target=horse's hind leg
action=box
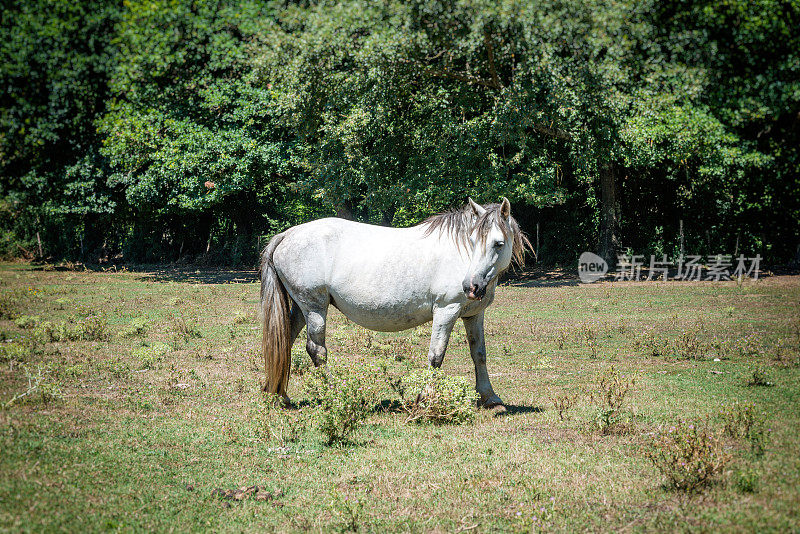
[289,303,305,344]
[303,306,328,367]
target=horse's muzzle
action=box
[463,281,486,301]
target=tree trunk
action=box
[598,163,620,269]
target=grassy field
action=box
[1,263,799,532]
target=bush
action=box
[76,315,110,341]
[303,365,378,444]
[119,317,149,338]
[32,315,110,342]
[550,390,579,421]
[673,329,708,360]
[0,342,30,363]
[0,292,20,320]
[14,315,40,329]
[645,421,731,492]
[721,402,771,458]
[34,321,72,342]
[96,357,130,379]
[746,364,774,387]
[172,314,202,340]
[733,466,759,493]
[131,342,170,370]
[588,366,634,434]
[400,368,478,425]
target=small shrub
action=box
[32,315,109,343]
[172,314,202,340]
[131,342,170,369]
[14,315,40,329]
[303,366,378,444]
[291,348,313,376]
[633,330,669,358]
[588,366,635,434]
[96,357,130,379]
[0,342,30,364]
[746,364,774,387]
[119,317,149,338]
[721,402,771,458]
[550,391,579,421]
[232,312,251,325]
[329,486,366,533]
[53,297,72,310]
[400,368,478,425]
[76,315,110,341]
[673,329,707,360]
[577,323,597,345]
[0,292,20,320]
[770,338,800,367]
[645,421,731,492]
[34,320,73,342]
[715,332,763,360]
[554,328,570,350]
[733,466,759,493]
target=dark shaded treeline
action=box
[1,0,798,267]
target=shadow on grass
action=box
[135,268,257,284]
[495,404,545,416]
[502,268,581,288]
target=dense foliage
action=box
[2,0,798,265]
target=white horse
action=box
[259,198,530,407]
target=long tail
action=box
[260,232,292,398]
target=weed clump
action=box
[14,315,39,329]
[633,330,669,358]
[33,315,110,342]
[171,314,202,341]
[550,390,579,421]
[119,317,149,338]
[673,329,707,360]
[0,342,30,364]
[5,364,63,408]
[303,366,378,444]
[77,315,110,341]
[400,368,478,425]
[588,366,634,434]
[645,421,731,492]
[0,291,21,319]
[131,342,170,369]
[721,402,771,458]
[746,364,774,387]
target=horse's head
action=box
[462,197,523,301]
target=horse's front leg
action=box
[427,304,461,368]
[463,312,504,408]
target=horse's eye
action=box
[494,241,505,249]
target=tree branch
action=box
[483,31,502,90]
[533,124,572,141]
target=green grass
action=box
[1,263,799,532]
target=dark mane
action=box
[421,202,533,269]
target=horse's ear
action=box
[468,197,486,216]
[500,197,511,218]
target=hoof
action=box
[479,395,505,409]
